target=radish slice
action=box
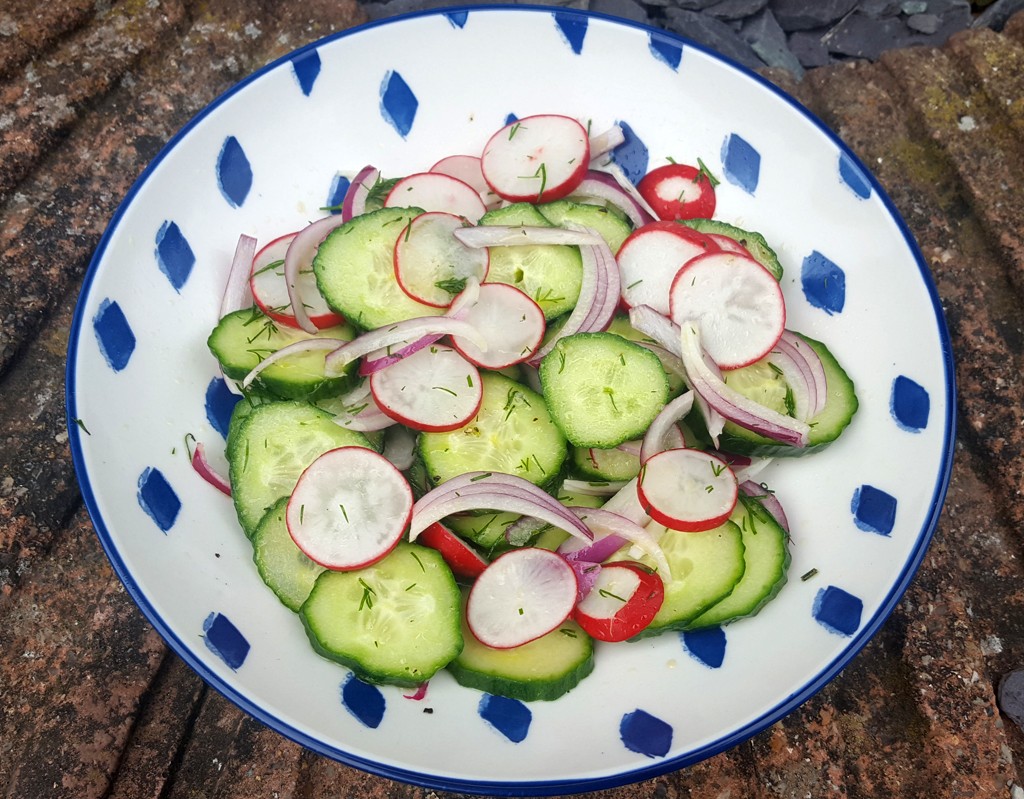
[283,216,351,333]
[220,234,257,319]
[637,162,718,221]
[679,324,810,448]
[669,251,786,369]
[573,561,665,642]
[394,212,489,308]
[639,390,695,464]
[190,441,231,496]
[286,446,413,570]
[617,221,718,313]
[570,170,654,229]
[342,165,380,221]
[706,232,752,255]
[250,233,344,331]
[385,172,487,223]
[369,344,483,432]
[430,154,499,208]
[637,447,738,532]
[381,423,417,470]
[466,548,578,648]
[417,521,488,581]
[323,389,396,433]
[480,114,590,204]
[448,282,546,369]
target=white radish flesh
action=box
[385,172,487,223]
[617,222,718,313]
[449,282,546,369]
[637,447,738,532]
[394,212,489,308]
[466,547,578,648]
[430,154,499,208]
[286,447,413,570]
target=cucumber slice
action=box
[605,314,687,396]
[686,493,790,629]
[703,333,858,457]
[300,542,463,687]
[679,218,784,281]
[419,371,567,487]
[208,308,356,401]
[447,600,594,702]
[571,444,641,481]
[478,203,583,319]
[539,332,670,448]
[537,199,633,254]
[621,520,746,637]
[313,205,441,330]
[228,400,371,538]
[251,497,325,612]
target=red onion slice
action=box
[561,478,630,497]
[219,234,257,319]
[191,441,232,496]
[588,124,626,162]
[342,165,380,221]
[739,480,790,533]
[283,215,348,334]
[769,331,829,420]
[680,324,810,448]
[452,225,604,248]
[561,507,671,580]
[570,169,655,228]
[589,161,660,221]
[627,305,682,359]
[639,390,694,464]
[240,337,350,390]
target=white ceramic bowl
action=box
[67,5,955,794]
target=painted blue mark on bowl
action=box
[681,626,726,668]
[217,136,252,208]
[154,221,195,292]
[291,48,321,96]
[93,298,136,372]
[721,133,760,194]
[838,152,872,199]
[205,377,240,439]
[611,120,649,186]
[202,612,250,670]
[326,174,351,213]
[504,112,519,126]
[648,32,682,70]
[891,375,930,432]
[801,250,846,315]
[479,694,531,743]
[620,709,672,758]
[554,10,587,54]
[445,9,469,27]
[138,467,180,533]
[813,585,863,637]
[380,70,417,139]
[852,484,897,536]
[341,673,386,728]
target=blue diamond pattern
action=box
[611,120,649,185]
[137,467,180,532]
[852,484,897,536]
[813,586,863,637]
[154,220,195,292]
[342,673,386,728]
[202,612,250,670]
[445,10,469,27]
[93,298,136,372]
[801,250,846,315]
[380,70,418,138]
[291,48,321,96]
[682,627,727,668]
[620,709,672,757]
[554,10,588,54]
[479,694,531,742]
[721,132,760,194]
[205,377,241,439]
[891,375,930,432]
[649,32,682,70]
[327,173,351,213]
[838,152,872,199]
[217,136,253,208]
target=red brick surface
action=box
[1,2,1023,797]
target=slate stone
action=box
[907,12,941,33]
[662,7,766,68]
[998,669,1024,732]
[740,8,805,76]
[766,0,858,31]
[901,0,928,13]
[825,2,971,59]
[704,0,770,21]
[788,28,833,66]
[860,0,903,16]
[972,0,1024,29]
[666,0,724,10]
[591,0,652,23]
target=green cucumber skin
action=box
[679,218,784,281]
[685,494,791,630]
[692,333,859,458]
[300,543,463,688]
[251,497,325,612]
[537,199,633,254]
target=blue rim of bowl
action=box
[65,4,957,795]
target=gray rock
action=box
[590,0,652,23]
[906,12,941,33]
[860,0,903,16]
[662,7,766,69]
[740,8,805,77]
[900,0,928,13]
[788,29,832,67]
[767,0,858,31]
[704,0,770,21]
[972,0,1024,30]
[824,2,970,60]
[998,669,1024,732]
[666,0,724,9]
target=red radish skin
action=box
[384,172,487,223]
[250,232,346,330]
[285,447,413,570]
[617,221,719,313]
[448,282,546,369]
[416,521,488,581]
[480,114,590,204]
[393,212,489,308]
[637,162,718,221]
[637,447,738,532]
[466,547,579,649]
[573,561,665,642]
[430,154,499,208]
